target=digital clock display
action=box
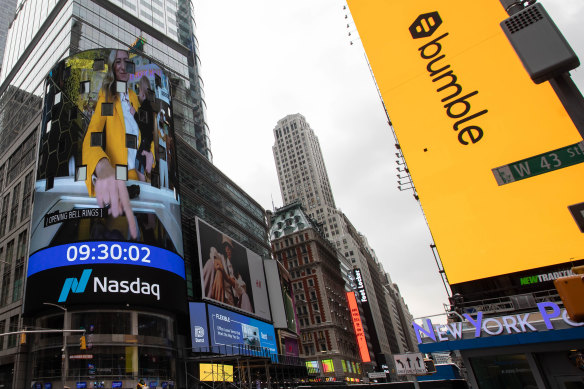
[27,241,185,278]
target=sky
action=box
[192,0,584,320]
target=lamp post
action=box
[43,302,68,389]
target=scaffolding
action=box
[184,345,307,389]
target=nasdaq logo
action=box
[58,269,93,302]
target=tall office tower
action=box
[273,113,336,220]
[382,272,418,354]
[272,113,417,368]
[0,0,220,387]
[269,202,370,381]
[0,0,17,72]
[0,0,211,160]
[272,113,353,294]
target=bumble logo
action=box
[409,12,442,39]
[411,12,488,145]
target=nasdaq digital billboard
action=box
[24,49,184,314]
[347,0,584,285]
[196,218,271,321]
[189,302,277,356]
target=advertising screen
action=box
[206,304,277,355]
[353,269,368,304]
[24,49,184,314]
[264,259,287,328]
[346,291,371,363]
[189,303,277,356]
[189,301,210,349]
[322,359,335,373]
[196,218,270,320]
[306,361,320,374]
[347,0,584,285]
[200,364,233,382]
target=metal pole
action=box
[412,375,420,389]
[499,0,584,139]
[43,303,68,389]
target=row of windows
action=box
[0,314,20,351]
[297,315,321,328]
[0,229,28,307]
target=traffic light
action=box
[80,335,87,350]
[20,333,26,344]
[424,359,436,374]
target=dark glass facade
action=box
[176,136,270,300]
[0,0,224,388]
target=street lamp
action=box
[43,302,68,389]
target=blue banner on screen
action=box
[189,302,209,348]
[27,242,185,278]
[207,304,277,356]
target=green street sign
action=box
[492,141,584,185]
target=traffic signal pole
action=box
[500,0,584,139]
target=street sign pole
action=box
[492,141,584,185]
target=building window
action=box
[9,183,20,230]
[0,194,9,237]
[0,271,10,307]
[7,315,18,349]
[0,319,4,350]
[16,231,26,262]
[12,262,23,302]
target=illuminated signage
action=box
[25,264,186,313]
[200,364,233,382]
[189,303,277,357]
[306,361,320,374]
[414,301,584,344]
[322,359,335,373]
[352,269,367,303]
[196,218,271,321]
[519,269,574,286]
[25,48,183,314]
[346,291,371,363]
[27,242,185,278]
[347,1,584,285]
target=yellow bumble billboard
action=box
[347,0,584,285]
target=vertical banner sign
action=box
[346,291,371,363]
[353,268,368,303]
[347,0,584,285]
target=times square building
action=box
[0,0,284,388]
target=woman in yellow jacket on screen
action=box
[82,49,153,240]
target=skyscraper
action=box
[0,0,210,160]
[272,113,418,368]
[0,0,217,387]
[0,0,17,72]
[273,113,336,220]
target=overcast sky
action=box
[192,0,584,320]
